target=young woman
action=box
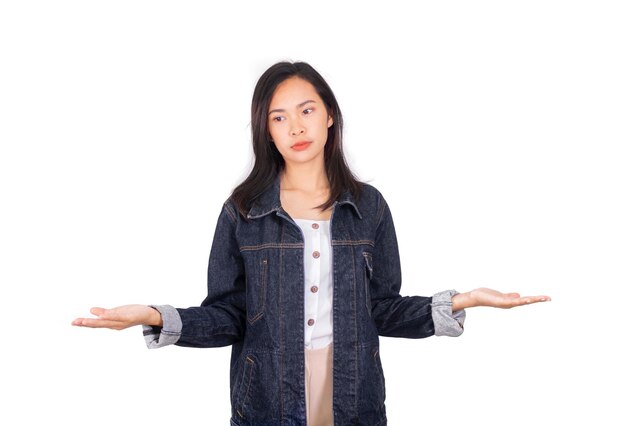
[72,61,550,425]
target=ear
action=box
[327,115,334,128]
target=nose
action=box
[290,118,305,136]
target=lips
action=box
[291,141,312,151]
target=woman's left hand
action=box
[452,288,551,311]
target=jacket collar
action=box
[246,173,362,220]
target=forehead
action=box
[269,77,321,108]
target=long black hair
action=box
[231,61,363,218]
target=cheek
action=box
[317,116,331,132]
[268,122,282,139]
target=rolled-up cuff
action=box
[142,304,182,348]
[431,290,466,337]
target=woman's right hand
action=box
[71,304,163,330]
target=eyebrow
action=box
[268,100,316,115]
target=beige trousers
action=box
[304,342,334,426]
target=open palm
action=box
[72,304,162,330]
[469,287,550,309]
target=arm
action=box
[368,197,437,338]
[72,201,248,348]
[173,201,247,348]
[366,196,551,338]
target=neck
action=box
[280,163,329,192]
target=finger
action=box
[525,295,551,303]
[505,292,521,299]
[512,296,551,307]
[72,317,127,329]
[498,297,531,308]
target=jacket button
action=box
[310,285,318,293]
[312,223,319,229]
[307,319,315,326]
[312,251,320,259]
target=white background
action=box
[1,1,624,425]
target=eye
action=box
[272,116,285,122]
[303,108,313,115]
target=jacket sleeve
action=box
[173,200,247,348]
[369,196,464,338]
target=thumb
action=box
[90,307,107,318]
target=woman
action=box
[73,61,550,425]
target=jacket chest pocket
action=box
[244,255,268,325]
[362,251,374,316]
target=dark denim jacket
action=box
[144,175,465,425]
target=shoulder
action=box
[359,182,385,203]
[220,197,240,225]
[355,182,390,224]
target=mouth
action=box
[291,141,312,150]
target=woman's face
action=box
[267,77,333,169]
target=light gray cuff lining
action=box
[431,289,466,337]
[142,304,182,348]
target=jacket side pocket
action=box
[372,346,386,401]
[235,355,255,420]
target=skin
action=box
[268,77,334,221]
[72,77,550,331]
